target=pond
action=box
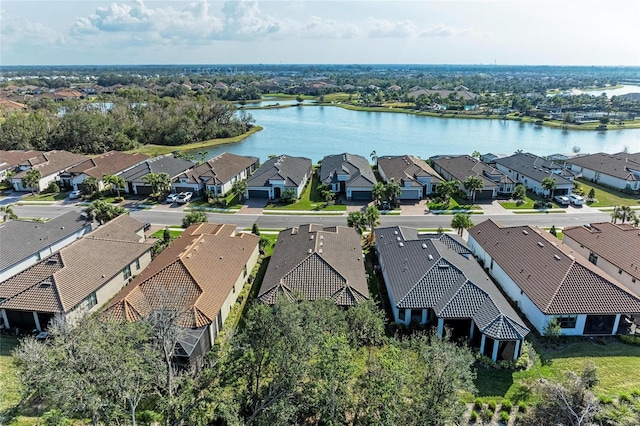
[202,105,640,163]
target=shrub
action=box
[598,395,614,405]
[137,410,163,426]
[44,181,60,194]
[470,410,478,422]
[501,399,513,412]
[482,409,494,422]
[42,409,72,426]
[182,211,208,228]
[499,410,511,423]
[630,389,640,398]
[113,196,124,203]
[474,398,484,410]
[488,400,497,411]
[620,335,640,345]
[619,391,632,403]
[518,401,527,412]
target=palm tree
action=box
[370,150,378,165]
[22,168,41,195]
[364,205,380,242]
[231,179,247,203]
[541,177,557,200]
[0,204,17,221]
[463,176,484,203]
[436,180,460,206]
[372,182,385,207]
[611,206,622,224]
[83,176,100,197]
[142,172,171,198]
[384,179,402,208]
[619,206,634,223]
[471,151,481,160]
[84,200,128,225]
[347,211,367,235]
[451,212,473,236]
[103,174,125,198]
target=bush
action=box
[42,409,72,426]
[470,410,479,422]
[137,410,163,426]
[598,395,614,405]
[474,397,484,410]
[619,391,632,403]
[182,211,208,228]
[499,410,511,423]
[113,196,124,203]
[518,401,527,412]
[501,399,513,412]
[482,409,494,422]
[533,200,552,209]
[488,400,497,411]
[44,181,60,194]
[620,334,640,345]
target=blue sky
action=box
[1,0,639,66]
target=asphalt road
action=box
[12,203,613,230]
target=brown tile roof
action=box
[0,98,27,111]
[563,222,640,281]
[86,214,144,242]
[174,152,258,185]
[66,151,149,179]
[12,150,89,178]
[102,223,259,328]
[567,152,640,181]
[0,150,45,170]
[258,224,369,306]
[469,219,640,315]
[377,155,443,187]
[0,219,153,314]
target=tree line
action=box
[0,94,254,154]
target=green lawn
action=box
[475,340,640,403]
[427,196,482,211]
[0,336,39,425]
[575,178,640,207]
[499,192,560,210]
[150,229,183,239]
[264,173,346,212]
[20,191,67,202]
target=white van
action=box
[567,193,584,206]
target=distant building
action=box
[319,153,377,201]
[431,155,515,199]
[566,152,640,192]
[245,155,312,200]
[377,155,443,199]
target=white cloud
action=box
[0,10,65,47]
[216,0,281,39]
[419,24,472,37]
[297,16,361,39]
[367,17,415,38]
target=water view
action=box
[204,105,640,163]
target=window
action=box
[588,252,598,265]
[490,259,494,270]
[619,269,623,275]
[557,315,577,329]
[398,309,406,322]
[84,292,97,309]
[633,278,637,283]
[243,265,248,278]
[122,265,132,281]
[135,259,140,270]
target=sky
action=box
[1,0,639,66]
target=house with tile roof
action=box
[431,155,516,199]
[377,155,443,199]
[9,150,89,192]
[118,155,195,195]
[172,152,259,196]
[102,223,259,364]
[245,155,312,200]
[61,151,149,192]
[467,219,640,336]
[0,215,153,333]
[258,224,369,307]
[566,152,640,192]
[494,152,574,197]
[0,150,45,180]
[374,226,529,361]
[319,153,377,201]
[562,222,640,296]
[0,211,93,283]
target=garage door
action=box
[475,190,493,200]
[399,189,421,200]
[135,185,153,195]
[248,189,270,199]
[174,187,194,194]
[351,191,372,201]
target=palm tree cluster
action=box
[372,179,402,209]
[611,205,639,226]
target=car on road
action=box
[68,190,82,199]
[165,193,179,204]
[567,193,584,206]
[176,192,193,204]
[553,195,570,206]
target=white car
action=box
[176,191,193,204]
[165,193,178,204]
[68,190,82,199]
[553,195,570,206]
[567,193,584,206]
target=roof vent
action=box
[310,235,314,240]
[398,242,404,247]
[46,259,58,265]
[39,280,52,288]
[396,236,401,242]
[421,243,427,249]
[319,248,323,254]
[320,235,323,240]
[428,254,434,260]
[308,248,312,254]
[438,264,449,269]
[537,242,544,247]
[554,255,561,260]
[522,230,529,235]
[394,230,398,235]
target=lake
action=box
[203,105,640,163]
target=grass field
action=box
[575,179,640,207]
[0,335,39,425]
[427,196,482,211]
[475,340,640,403]
[264,172,346,212]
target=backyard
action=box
[575,178,640,207]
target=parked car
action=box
[553,195,570,206]
[143,222,151,232]
[68,190,82,199]
[567,193,584,206]
[165,193,178,204]
[176,192,193,204]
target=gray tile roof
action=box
[495,153,573,186]
[374,226,528,340]
[567,152,640,181]
[320,153,376,188]
[66,151,149,179]
[119,155,195,182]
[258,224,369,306]
[469,219,640,315]
[377,155,443,187]
[0,211,92,271]
[0,218,153,314]
[246,155,312,188]
[173,152,259,185]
